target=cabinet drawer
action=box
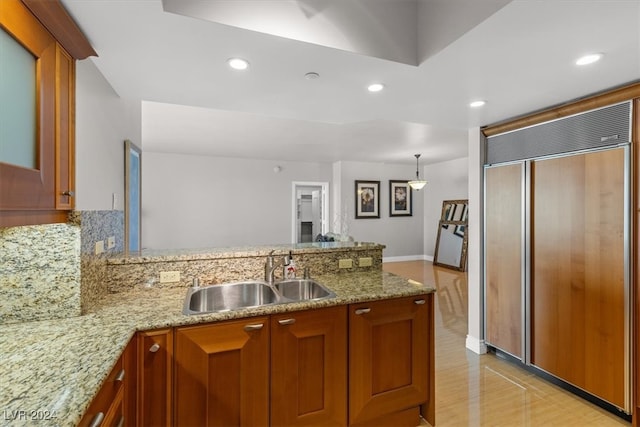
[78,356,126,427]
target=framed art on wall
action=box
[389,180,412,217]
[355,180,380,219]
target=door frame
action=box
[291,181,329,244]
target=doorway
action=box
[291,182,329,244]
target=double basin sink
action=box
[183,278,336,315]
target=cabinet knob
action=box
[149,343,160,353]
[355,308,371,315]
[114,369,125,382]
[414,299,426,305]
[62,190,75,197]
[88,412,105,427]
[278,318,296,325]
[244,323,264,331]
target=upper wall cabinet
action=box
[0,0,95,227]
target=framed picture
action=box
[355,180,380,219]
[389,180,412,217]
[124,140,142,254]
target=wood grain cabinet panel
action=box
[138,329,173,427]
[271,306,347,426]
[348,296,432,426]
[635,97,640,427]
[532,148,626,409]
[174,317,270,427]
[54,43,75,210]
[485,163,524,359]
[123,336,137,427]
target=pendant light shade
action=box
[408,154,427,190]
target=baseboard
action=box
[383,255,433,263]
[465,335,488,355]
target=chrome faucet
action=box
[264,250,289,284]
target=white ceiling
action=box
[62,0,640,165]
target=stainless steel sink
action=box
[183,281,281,315]
[182,278,336,315]
[274,278,336,301]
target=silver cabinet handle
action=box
[62,190,75,197]
[114,369,125,382]
[355,308,371,315]
[278,318,296,325]
[116,416,125,427]
[244,323,264,331]
[414,299,426,305]
[149,343,160,353]
[88,412,104,427]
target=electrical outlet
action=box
[359,257,373,267]
[95,240,105,255]
[160,271,181,283]
[107,236,115,249]
[338,259,353,269]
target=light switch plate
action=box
[107,236,115,249]
[160,271,181,283]
[95,240,105,255]
[359,257,373,267]
[338,259,353,269]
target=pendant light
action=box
[408,154,427,190]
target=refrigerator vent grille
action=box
[485,101,631,165]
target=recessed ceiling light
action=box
[305,72,320,80]
[367,83,385,92]
[575,53,603,66]
[227,58,249,70]
[469,100,486,108]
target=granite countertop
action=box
[0,271,434,427]
[107,241,385,264]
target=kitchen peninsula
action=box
[1,242,435,427]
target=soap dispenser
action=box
[285,251,297,279]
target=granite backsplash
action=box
[2,211,383,324]
[0,210,124,324]
[0,222,81,324]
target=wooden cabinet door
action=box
[122,337,137,427]
[532,148,626,409]
[271,306,347,426]
[348,296,431,426]
[0,1,77,226]
[174,317,270,427]
[485,163,524,359]
[138,329,173,427]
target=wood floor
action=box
[382,261,630,427]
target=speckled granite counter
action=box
[107,242,382,264]
[0,271,434,427]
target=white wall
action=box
[422,157,469,258]
[333,161,424,259]
[142,153,332,249]
[75,59,141,210]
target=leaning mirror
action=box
[441,199,468,222]
[433,221,468,271]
